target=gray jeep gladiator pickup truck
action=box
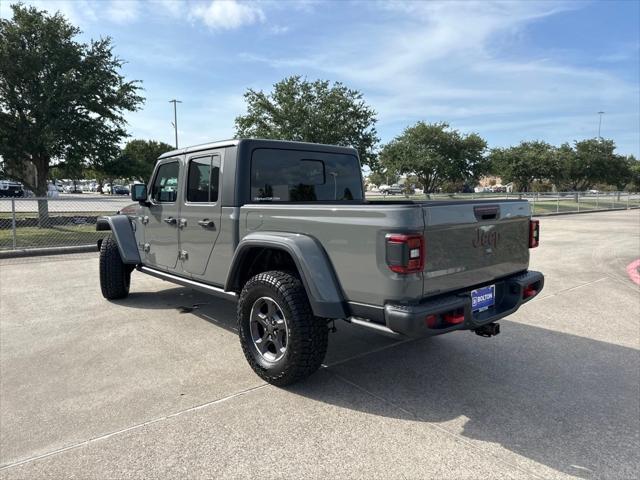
[97,139,543,386]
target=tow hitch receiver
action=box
[474,322,500,338]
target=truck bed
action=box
[239,199,532,309]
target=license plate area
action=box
[471,285,495,312]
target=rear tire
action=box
[99,235,132,300]
[237,270,328,386]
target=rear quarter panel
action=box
[239,204,425,305]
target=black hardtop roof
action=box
[158,138,358,160]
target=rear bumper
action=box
[384,270,544,337]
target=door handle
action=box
[163,217,177,225]
[197,219,215,229]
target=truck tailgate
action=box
[422,201,531,297]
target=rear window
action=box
[250,148,363,202]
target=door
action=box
[145,159,181,269]
[179,154,222,276]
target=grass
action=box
[0,224,108,250]
[531,198,634,215]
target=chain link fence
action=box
[0,195,132,252]
[523,191,639,215]
[1,192,638,253]
[369,190,640,215]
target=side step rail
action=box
[138,266,237,300]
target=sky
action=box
[2,0,639,156]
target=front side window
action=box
[187,156,220,203]
[250,149,363,202]
[151,161,179,203]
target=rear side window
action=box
[151,161,179,203]
[186,156,220,203]
[250,149,363,202]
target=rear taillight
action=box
[529,219,540,248]
[386,233,425,274]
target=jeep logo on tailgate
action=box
[472,228,500,248]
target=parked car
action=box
[102,183,111,194]
[63,184,83,194]
[47,183,60,198]
[379,184,403,195]
[97,139,544,386]
[0,180,24,197]
[112,185,130,195]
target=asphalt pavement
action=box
[0,210,638,479]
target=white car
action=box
[47,183,59,198]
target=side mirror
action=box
[131,184,148,203]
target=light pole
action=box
[597,111,605,139]
[169,99,182,148]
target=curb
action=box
[0,244,98,259]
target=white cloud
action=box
[105,1,141,24]
[239,1,638,154]
[19,0,99,25]
[4,0,141,26]
[190,0,265,30]
[151,0,184,18]
[269,25,290,35]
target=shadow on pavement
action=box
[116,287,239,332]
[117,285,638,478]
[288,323,639,479]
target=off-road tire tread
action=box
[99,235,131,300]
[238,270,328,386]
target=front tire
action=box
[99,235,132,300]
[237,271,328,386]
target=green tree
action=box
[490,141,559,192]
[366,169,399,187]
[121,139,174,182]
[235,76,379,167]
[380,122,488,194]
[603,154,634,193]
[561,138,615,191]
[629,157,640,192]
[0,4,143,221]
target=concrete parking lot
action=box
[1,210,638,479]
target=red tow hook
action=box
[523,286,538,299]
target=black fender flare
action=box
[96,215,141,264]
[226,232,347,319]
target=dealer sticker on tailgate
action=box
[471,285,495,312]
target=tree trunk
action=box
[34,158,50,228]
[37,199,50,228]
